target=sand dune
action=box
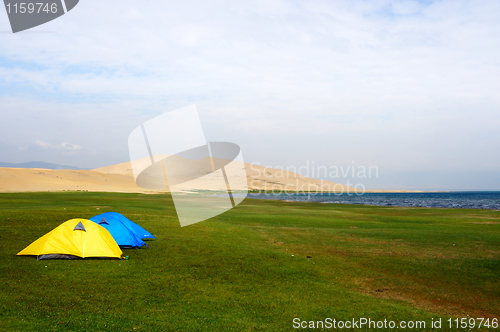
[94,160,354,193]
[0,160,354,193]
[0,167,142,193]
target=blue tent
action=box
[99,212,155,240]
[89,214,146,248]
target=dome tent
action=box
[89,213,146,248]
[17,219,122,260]
[91,212,155,240]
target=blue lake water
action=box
[247,191,500,210]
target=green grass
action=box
[0,192,499,331]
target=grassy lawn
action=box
[0,192,499,331]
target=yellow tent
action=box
[17,219,122,259]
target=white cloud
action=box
[60,142,81,150]
[32,139,81,151]
[35,140,51,148]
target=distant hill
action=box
[0,161,89,170]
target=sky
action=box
[0,0,499,190]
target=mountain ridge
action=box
[0,161,89,170]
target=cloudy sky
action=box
[1,0,499,190]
